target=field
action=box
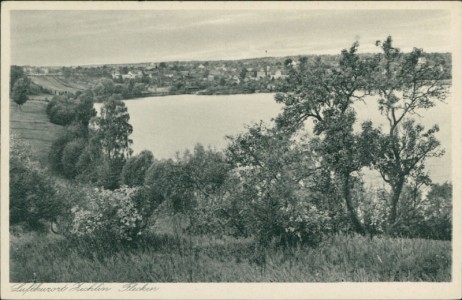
[29,75,86,94]
[10,229,451,282]
[10,98,64,165]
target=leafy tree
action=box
[62,67,72,78]
[92,78,115,99]
[49,127,78,174]
[133,83,145,97]
[12,77,30,108]
[61,138,87,179]
[421,182,452,240]
[49,122,88,175]
[368,36,449,229]
[91,94,133,189]
[75,135,104,184]
[144,159,194,214]
[93,94,133,161]
[226,122,325,250]
[10,137,64,230]
[284,58,293,67]
[239,68,248,80]
[121,150,154,187]
[75,92,97,128]
[10,66,25,91]
[182,144,230,199]
[46,94,81,126]
[274,42,375,235]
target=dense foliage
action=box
[70,186,159,242]
[10,137,64,230]
[12,77,31,107]
[12,36,452,278]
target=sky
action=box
[10,9,452,66]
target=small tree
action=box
[226,122,324,250]
[421,182,452,240]
[369,36,449,229]
[75,92,97,128]
[91,94,133,189]
[121,150,154,187]
[12,77,30,108]
[61,138,87,179]
[274,43,375,235]
[182,144,231,199]
[10,65,25,91]
[144,159,194,215]
[10,137,64,230]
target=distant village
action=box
[20,52,451,98]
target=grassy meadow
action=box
[10,228,451,282]
[29,75,86,94]
[10,98,64,165]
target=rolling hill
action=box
[29,75,86,94]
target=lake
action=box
[95,92,452,184]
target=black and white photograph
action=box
[1,1,461,299]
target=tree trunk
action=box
[342,173,366,235]
[388,178,405,230]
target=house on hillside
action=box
[122,73,133,80]
[270,70,283,79]
[122,71,142,80]
[112,71,121,79]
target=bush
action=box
[421,183,452,240]
[46,95,78,126]
[121,150,154,187]
[144,159,194,214]
[10,137,64,231]
[61,138,87,178]
[75,141,103,184]
[70,186,149,242]
[49,125,88,176]
[279,202,332,246]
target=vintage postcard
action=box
[1,1,461,299]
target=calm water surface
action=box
[95,92,452,184]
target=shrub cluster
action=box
[279,203,332,246]
[46,95,78,126]
[10,137,65,231]
[70,186,159,242]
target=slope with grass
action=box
[10,99,64,165]
[10,231,451,282]
[29,75,86,94]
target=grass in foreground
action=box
[10,231,451,282]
